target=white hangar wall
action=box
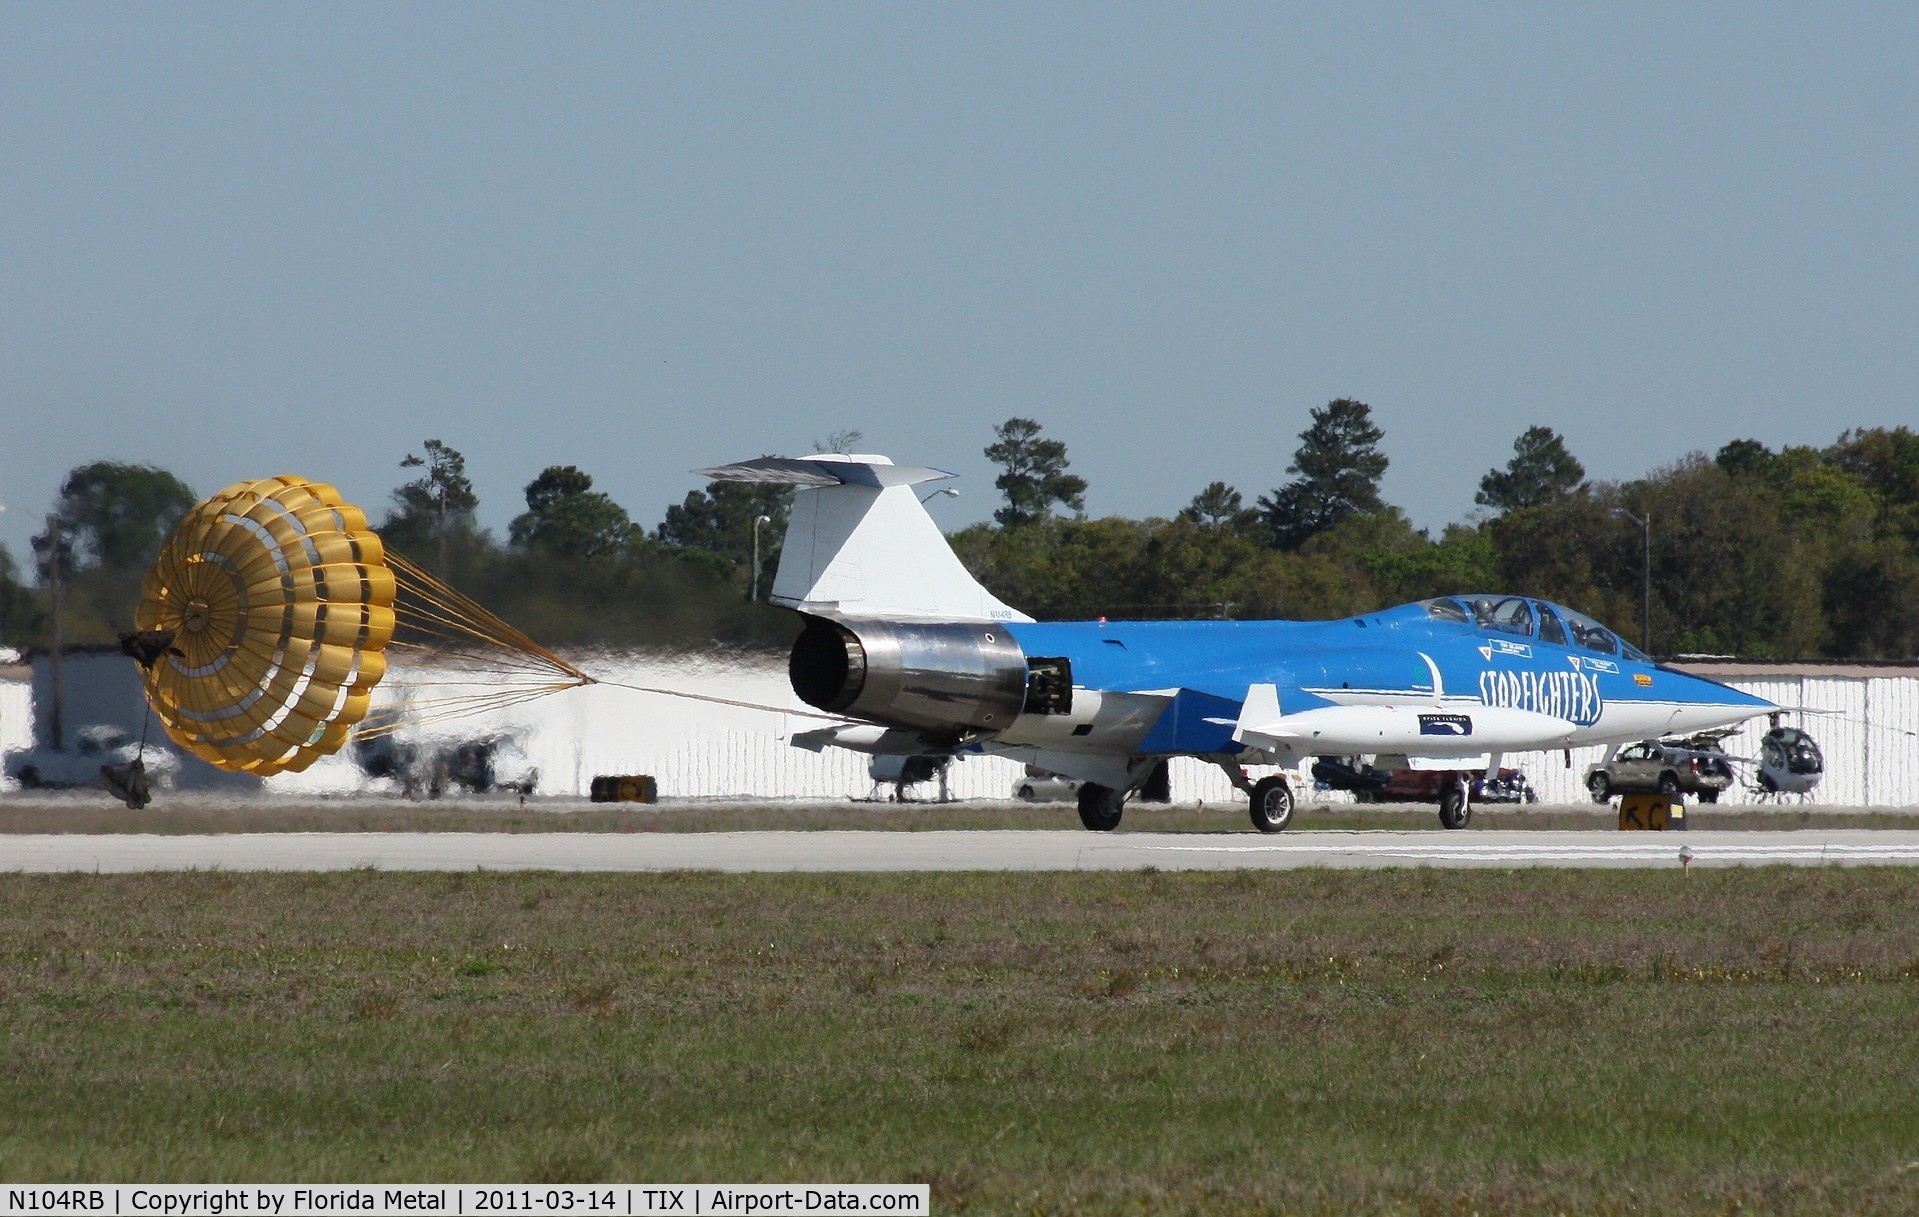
[0,673,31,763]
[282,656,1919,808]
[7,649,1917,807]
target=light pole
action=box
[1611,507,1651,655]
[750,515,771,602]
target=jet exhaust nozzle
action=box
[789,615,1030,735]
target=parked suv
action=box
[1586,737,1734,803]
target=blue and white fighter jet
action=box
[700,454,1777,832]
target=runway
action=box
[11,828,1919,872]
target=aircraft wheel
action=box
[1588,773,1611,803]
[1248,776,1295,833]
[1438,780,1471,830]
[1076,782,1124,832]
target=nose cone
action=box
[1664,671,1776,734]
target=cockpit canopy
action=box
[1420,594,1652,663]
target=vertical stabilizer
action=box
[693,455,1030,623]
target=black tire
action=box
[1076,782,1124,832]
[1248,776,1295,833]
[1657,773,1680,796]
[1438,780,1471,830]
[17,766,41,790]
[1588,773,1612,803]
[1017,784,1037,802]
[1699,787,1720,805]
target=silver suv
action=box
[1587,738,1735,804]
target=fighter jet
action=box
[700,454,1777,832]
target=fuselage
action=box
[994,596,1775,757]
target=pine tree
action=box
[1258,399,1389,548]
[985,418,1087,528]
[1476,426,1586,512]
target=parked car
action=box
[1586,737,1734,803]
[353,732,540,799]
[4,724,181,791]
[1314,757,1536,805]
[1367,766,1537,805]
[1013,765,1081,803]
[870,752,953,802]
[445,735,540,795]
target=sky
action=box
[4,3,1916,564]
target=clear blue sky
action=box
[4,3,1915,563]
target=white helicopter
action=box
[1755,717,1826,797]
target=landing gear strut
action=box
[1077,782,1124,832]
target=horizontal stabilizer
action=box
[1236,702,1577,757]
[695,455,955,490]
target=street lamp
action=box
[750,515,771,602]
[1611,507,1651,655]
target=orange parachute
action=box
[135,475,587,775]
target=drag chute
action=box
[135,475,588,776]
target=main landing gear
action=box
[1076,782,1125,831]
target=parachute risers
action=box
[135,474,589,778]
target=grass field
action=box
[3,792,1913,834]
[6,867,1919,1213]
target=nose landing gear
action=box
[1438,776,1472,830]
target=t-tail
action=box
[693,455,1028,623]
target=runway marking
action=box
[11,830,1919,872]
[1145,840,1919,863]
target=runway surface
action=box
[11,828,1919,872]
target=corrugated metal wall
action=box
[9,653,1916,807]
[0,680,32,788]
[323,662,1919,808]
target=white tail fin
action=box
[693,455,1030,623]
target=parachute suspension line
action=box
[590,677,847,722]
[353,683,580,741]
[324,549,597,740]
[386,551,591,687]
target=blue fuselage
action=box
[1003,598,1773,751]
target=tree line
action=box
[4,409,1917,660]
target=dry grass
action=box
[2,791,1911,834]
[5,868,1919,1213]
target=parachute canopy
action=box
[136,476,395,774]
[137,475,589,776]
